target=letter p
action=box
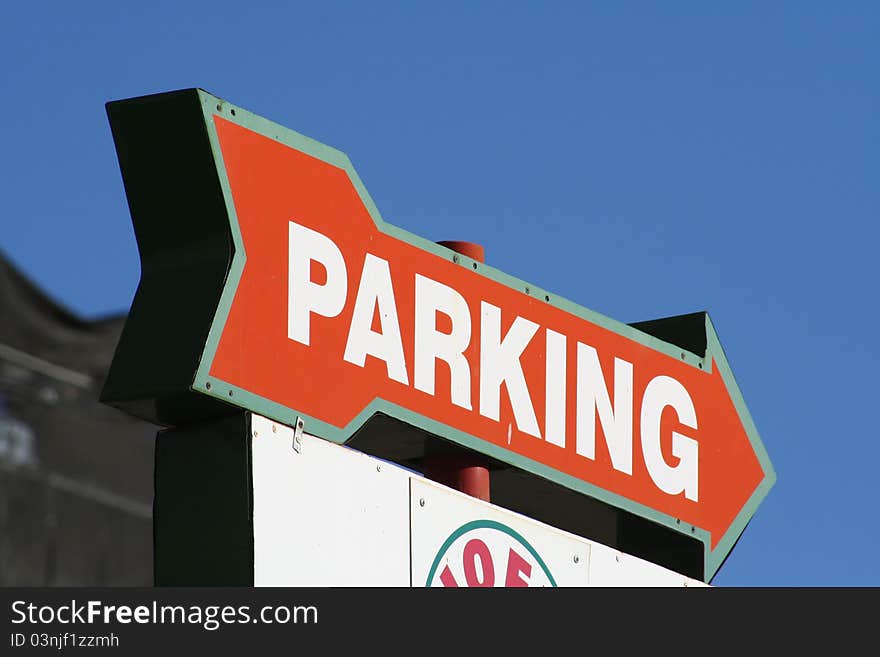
[288,221,348,345]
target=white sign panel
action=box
[251,414,411,586]
[250,413,705,587]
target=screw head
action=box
[419,498,425,507]
[573,555,580,564]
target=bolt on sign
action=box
[102,88,775,583]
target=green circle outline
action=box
[424,519,558,587]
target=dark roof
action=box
[0,251,155,585]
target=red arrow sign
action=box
[102,89,775,582]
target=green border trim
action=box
[424,519,558,587]
[160,89,771,583]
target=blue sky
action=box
[1,2,877,585]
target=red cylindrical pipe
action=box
[437,240,485,264]
[423,456,491,503]
[423,240,490,502]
